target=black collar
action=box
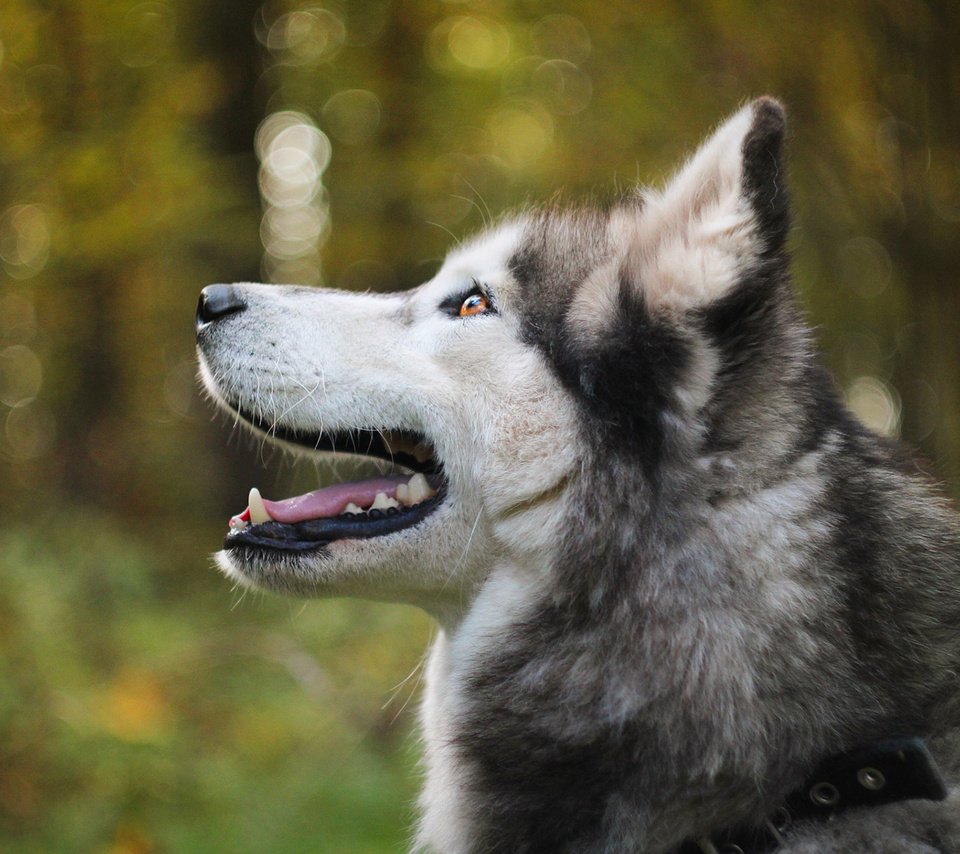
[676,737,947,854]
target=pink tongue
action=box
[258,475,411,524]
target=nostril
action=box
[196,284,247,327]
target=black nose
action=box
[196,284,247,328]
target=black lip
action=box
[234,406,437,474]
[224,492,443,553]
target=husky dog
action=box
[196,99,960,852]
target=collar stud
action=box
[809,781,840,807]
[857,766,886,791]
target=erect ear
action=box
[619,97,788,312]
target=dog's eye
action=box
[439,281,496,318]
[459,293,490,317]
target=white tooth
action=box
[370,492,400,510]
[406,475,425,504]
[395,483,410,506]
[229,516,248,532]
[407,473,436,504]
[248,488,272,525]
[344,502,364,515]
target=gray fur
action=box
[198,99,960,852]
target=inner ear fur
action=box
[618,97,789,313]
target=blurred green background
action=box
[1,1,959,851]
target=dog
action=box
[195,98,960,852]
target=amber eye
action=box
[459,292,490,317]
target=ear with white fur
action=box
[625,97,788,311]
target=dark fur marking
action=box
[458,602,656,853]
[511,216,690,478]
[741,97,790,255]
[556,275,690,477]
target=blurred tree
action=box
[0,0,264,530]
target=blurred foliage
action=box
[0,0,959,850]
[0,516,426,852]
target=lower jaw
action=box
[223,494,443,552]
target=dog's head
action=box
[197,98,793,614]
[196,223,580,611]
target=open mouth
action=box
[224,412,446,553]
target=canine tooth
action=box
[395,483,411,505]
[406,473,436,504]
[370,492,400,511]
[248,488,272,524]
[344,502,364,515]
